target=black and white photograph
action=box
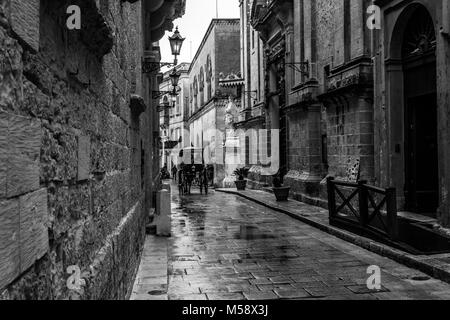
[2,0,450,310]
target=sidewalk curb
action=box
[216,189,450,284]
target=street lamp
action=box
[168,27,185,65]
[150,27,185,99]
[169,69,181,87]
[153,85,180,100]
[143,27,186,73]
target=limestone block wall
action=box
[287,0,374,187]
[0,0,147,300]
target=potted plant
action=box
[272,167,290,201]
[233,167,250,191]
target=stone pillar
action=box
[284,103,323,198]
[155,189,171,237]
[357,93,375,183]
[284,24,295,99]
[385,61,405,207]
[268,64,280,130]
[437,5,450,226]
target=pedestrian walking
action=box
[172,165,178,182]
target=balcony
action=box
[144,0,186,42]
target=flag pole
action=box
[216,0,218,18]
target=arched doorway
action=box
[401,6,438,215]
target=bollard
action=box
[155,189,171,237]
[162,183,171,192]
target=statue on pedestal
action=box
[222,96,241,188]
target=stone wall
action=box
[0,0,147,299]
[287,0,374,193]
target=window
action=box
[199,67,205,106]
[176,96,181,114]
[252,30,255,49]
[343,0,351,62]
[193,76,198,110]
[206,54,213,100]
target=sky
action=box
[160,0,240,68]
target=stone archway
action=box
[387,3,438,216]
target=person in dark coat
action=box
[172,165,178,182]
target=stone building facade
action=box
[187,19,241,186]
[247,0,450,226]
[0,0,184,299]
[236,0,266,183]
[250,0,374,198]
[373,0,450,226]
[159,62,190,169]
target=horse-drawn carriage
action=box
[178,147,208,195]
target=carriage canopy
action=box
[179,147,204,165]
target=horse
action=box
[178,164,194,195]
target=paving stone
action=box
[168,286,201,295]
[226,284,260,293]
[274,289,312,299]
[249,278,272,285]
[199,286,230,293]
[304,286,352,297]
[243,291,278,300]
[221,254,241,260]
[345,285,390,294]
[206,292,245,300]
[291,281,327,289]
[269,276,292,284]
[131,187,450,300]
[169,294,208,300]
[137,277,167,285]
[257,284,294,292]
[132,294,167,301]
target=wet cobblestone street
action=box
[131,186,450,300]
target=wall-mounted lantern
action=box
[143,27,186,74]
[168,27,185,65]
[169,69,181,87]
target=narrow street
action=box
[131,185,450,300]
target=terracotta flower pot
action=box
[234,180,247,191]
[272,186,290,201]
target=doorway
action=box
[405,93,438,215]
[402,6,438,216]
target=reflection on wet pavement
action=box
[134,184,450,300]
